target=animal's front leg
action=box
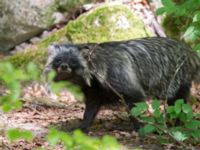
[79,99,102,133]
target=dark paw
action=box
[130,117,143,132]
[133,123,141,132]
[78,125,89,133]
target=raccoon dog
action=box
[44,37,200,132]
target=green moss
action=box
[66,3,152,44]
[3,27,69,70]
[3,3,152,70]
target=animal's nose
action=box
[61,63,69,70]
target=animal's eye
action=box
[56,59,62,64]
[70,59,77,66]
[53,59,62,66]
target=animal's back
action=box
[92,37,200,99]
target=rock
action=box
[66,3,152,44]
[57,0,93,12]
[0,0,93,51]
[3,2,152,69]
[3,27,69,69]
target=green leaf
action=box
[139,124,156,136]
[156,7,166,15]
[193,43,200,51]
[2,103,13,112]
[174,99,184,114]
[14,70,28,81]
[50,82,66,94]
[7,129,33,141]
[167,106,174,113]
[161,0,175,14]
[161,0,174,7]
[143,124,156,134]
[152,100,161,117]
[179,113,188,122]
[152,100,160,110]
[155,116,164,124]
[47,71,56,82]
[101,135,121,149]
[190,130,200,138]
[131,102,148,117]
[183,26,195,37]
[193,11,200,22]
[47,128,60,146]
[2,100,22,112]
[26,62,40,80]
[183,26,200,41]
[182,104,192,114]
[185,120,200,129]
[65,82,84,101]
[172,131,188,141]
[60,132,74,148]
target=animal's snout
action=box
[60,63,72,73]
[61,63,69,70]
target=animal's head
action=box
[47,44,91,86]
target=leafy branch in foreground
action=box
[46,128,122,150]
[157,0,200,56]
[131,99,200,147]
[0,62,40,112]
[0,62,121,149]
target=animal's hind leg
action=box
[123,89,146,131]
[167,82,191,105]
[167,82,191,126]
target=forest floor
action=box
[0,83,200,150]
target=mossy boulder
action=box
[4,3,152,70]
[0,0,93,51]
[3,27,69,70]
[66,3,152,43]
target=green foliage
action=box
[7,129,34,141]
[0,62,120,148]
[50,81,84,101]
[46,71,84,101]
[157,0,200,55]
[0,62,40,112]
[131,100,200,144]
[131,102,148,117]
[0,62,39,143]
[47,128,122,150]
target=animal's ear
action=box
[48,44,60,57]
[78,44,97,57]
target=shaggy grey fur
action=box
[44,37,200,132]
